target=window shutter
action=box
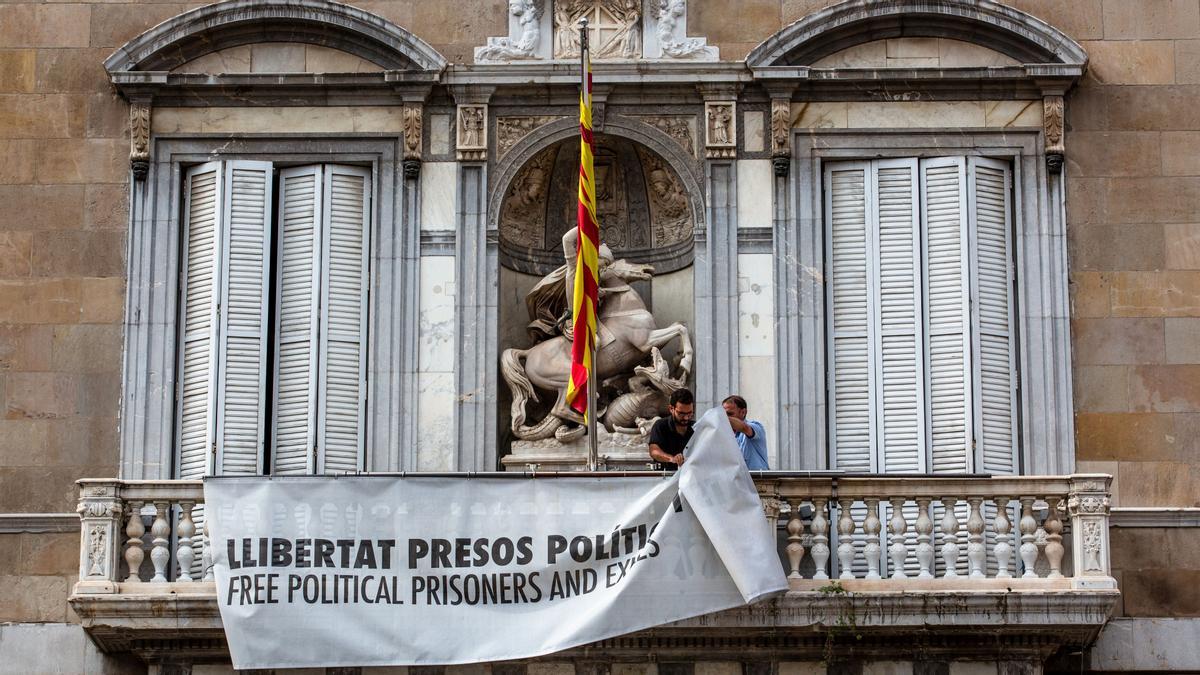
[316,165,370,473]
[873,160,925,473]
[177,162,224,479]
[272,166,323,475]
[967,157,1018,475]
[920,157,974,473]
[825,162,874,472]
[215,161,273,475]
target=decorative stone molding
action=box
[645,0,718,60]
[704,102,736,159]
[628,115,695,158]
[770,98,790,176]
[475,0,548,62]
[496,115,559,160]
[402,104,423,178]
[1111,507,1200,528]
[457,104,488,161]
[129,101,151,181]
[1043,95,1064,174]
[0,513,80,533]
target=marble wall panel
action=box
[416,256,456,471]
[743,111,765,153]
[420,162,457,231]
[736,160,773,229]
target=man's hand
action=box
[727,414,754,437]
[672,453,685,466]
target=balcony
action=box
[70,474,1120,664]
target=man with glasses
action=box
[648,388,695,471]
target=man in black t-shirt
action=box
[648,388,695,472]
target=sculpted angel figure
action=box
[476,0,544,61]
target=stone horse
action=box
[501,259,693,441]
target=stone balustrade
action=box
[73,474,1114,594]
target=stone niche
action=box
[497,134,695,466]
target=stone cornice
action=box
[0,513,79,534]
[1110,507,1200,528]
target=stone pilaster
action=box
[75,480,123,594]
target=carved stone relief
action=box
[637,146,690,247]
[629,115,695,157]
[499,145,556,249]
[554,0,642,59]
[497,116,559,160]
[457,104,488,161]
[1044,95,1064,174]
[87,525,107,577]
[402,104,423,177]
[704,101,736,159]
[476,0,546,62]
[130,101,151,181]
[499,135,693,275]
[1081,521,1103,572]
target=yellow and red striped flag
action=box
[565,47,599,418]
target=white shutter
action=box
[825,162,875,472]
[317,165,370,473]
[215,161,273,475]
[920,157,973,473]
[272,166,323,475]
[177,163,224,479]
[873,160,925,474]
[968,157,1018,475]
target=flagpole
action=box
[580,17,599,472]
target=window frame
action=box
[120,136,414,480]
[775,129,1073,476]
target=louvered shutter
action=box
[177,163,224,479]
[272,166,323,475]
[317,165,370,473]
[967,158,1017,475]
[873,160,925,473]
[215,161,273,475]
[826,162,875,472]
[920,157,974,473]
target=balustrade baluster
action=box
[1019,497,1038,578]
[177,502,195,582]
[202,515,214,582]
[864,498,882,580]
[1044,498,1065,579]
[811,497,830,580]
[915,498,934,579]
[994,497,1012,578]
[888,497,907,579]
[123,500,145,583]
[786,501,806,579]
[150,501,171,582]
[966,497,986,578]
[837,498,856,580]
[940,497,960,578]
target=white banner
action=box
[205,408,788,669]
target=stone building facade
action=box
[0,0,1196,672]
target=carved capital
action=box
[1043,95,1064,174]
[704,101,736,159]
[129,101,151,181]
[456,104,488,162]
[1067,494,1110,517]
[770,98,791,176]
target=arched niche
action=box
[490,117,703,454]
[746,0,1087,68]
[104,0,446,74]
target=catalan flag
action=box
[565,42,599,419]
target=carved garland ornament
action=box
[1081,521,1103,572]
[130,101,151,181]
[1068,494,1110,516]
[402,104,423,178]
[87,525,107,577]
[1044,95,1064,174]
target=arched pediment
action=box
[104,0,446,74]
[747,0,1087,68]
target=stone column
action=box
[452,91,498,469]
[694,93,740,410]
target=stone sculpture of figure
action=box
[654,0,713,59]
[477,0,544,61]
[554,1,583,57]
[611,0,642,58]
[708,105,731,145]
[502,227,693,442]
[459,107,485,148]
